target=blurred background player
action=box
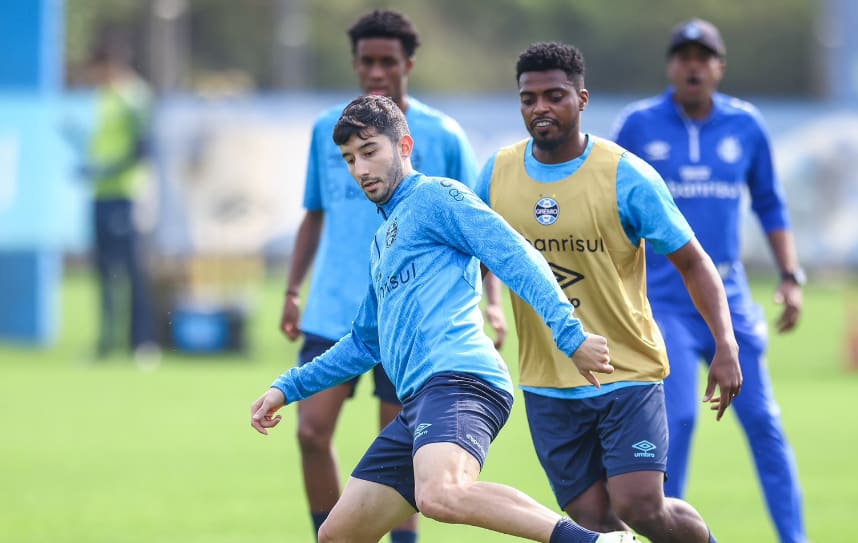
[277,10,487,543]
[69,28,158,362]
[611,18,808,543]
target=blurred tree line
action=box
[66,0,821,97]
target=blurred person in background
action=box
[611,18,807,543]
[70,29,159,363]
[478,41,741,543]
[277,10,500,543]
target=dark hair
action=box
[90,26,133,65]
[516,41,585,88]
[347,10,420,57]
[333,95,410,146]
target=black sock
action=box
[549,518,600,543]
[390,529,418,543]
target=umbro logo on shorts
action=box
[632,440,656,458]
[414,423,432,438]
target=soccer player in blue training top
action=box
[478,42,742,542]
[278,10,504,543]
[612,18,808,543]
[252,95,636,543]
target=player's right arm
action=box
[280,210,323,340]
[280,117,329,340]
[250,388,285,435]
[274,292,381,402]
[252,331,380,436]
[255,282,382,435]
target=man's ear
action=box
[579,88,590,111]
[399,134,414,158]
[716,57,727,82]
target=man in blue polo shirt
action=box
[612,18,807,543]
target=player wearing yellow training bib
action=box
[477,42,741,543]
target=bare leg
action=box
[297,383,352,515]
[607,471,709,543]
[565,481,630,533]
[318,477,417,543]
[413,442,564,542]
[379,400,419,536]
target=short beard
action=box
[387,156,404,189]
[532,136,562,152]
[375,156,404,205]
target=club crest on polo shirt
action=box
[385,218,399,247]
[643,140,670,161]
[534,196,559,225]
[717,136,742,164]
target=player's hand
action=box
[571,334,613,387]
[704,341,742,421]
[250,388,286,435]
[774,280,802,333]
[484,303,508,350]
[280,294,302,341]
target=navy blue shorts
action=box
[523,383,668,509]
[299,333,399,405]
[351,372,514,510]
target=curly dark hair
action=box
[516,41,585,88]
[333,95,410,146]
[347,10,420,57]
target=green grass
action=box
[1,272,855,542]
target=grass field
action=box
[1,271,856,542]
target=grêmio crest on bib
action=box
[534,196,559,225]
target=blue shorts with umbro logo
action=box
[351,371,513,510]
[524,382,668,509]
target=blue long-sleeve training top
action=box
[273,172,587,402]
[300,98,478,340]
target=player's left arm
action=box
[620,153,741,419]
[746,115,803,333]
[667,240,741,420]
[766,229,803,332]
[422,180,614,384]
